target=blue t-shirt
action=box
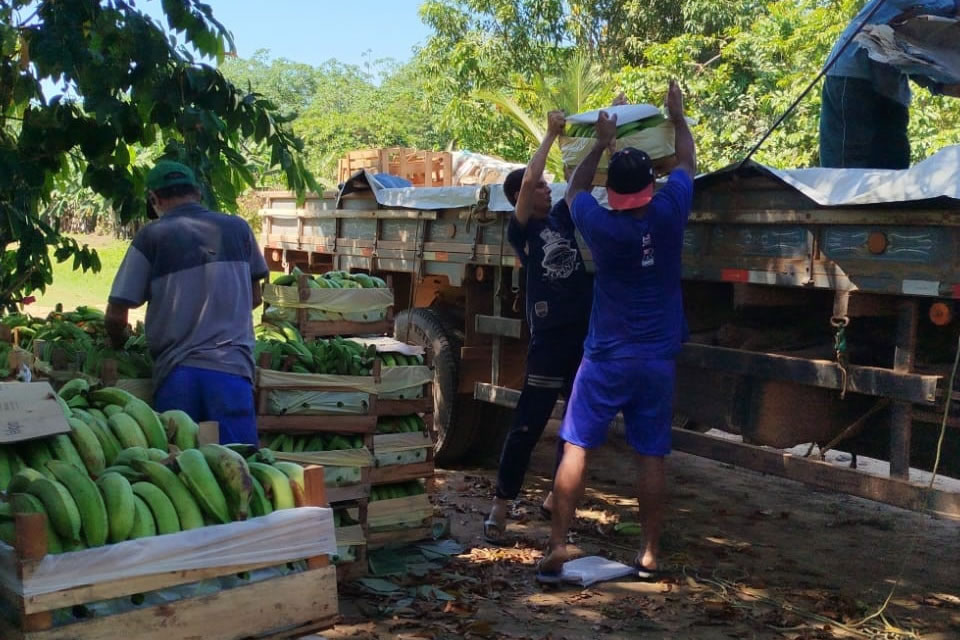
[570,170,694,361]
[507,200,592,333]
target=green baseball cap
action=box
[146,160,200,192]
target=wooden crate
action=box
[370,416,436,486]
[338,148,453,187]
[0,467,338,640]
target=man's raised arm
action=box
[565,111,617,208]
[515,110,566,226]
[666,80,696,177]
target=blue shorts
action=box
[153,365,258,446]
[559,356,675,456]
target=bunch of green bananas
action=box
[266,433,365,452]
[255,322,378,376]
[0,385,319,552]
[375,415,426,434]
[370,480,427,501]
[376,352,424,367]
[565,113,667,139]
[1,305,152,379]
[273,267,387,289]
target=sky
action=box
[145,0,433,67]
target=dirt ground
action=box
[328,423,960,640]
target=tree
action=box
[0,1,319,309]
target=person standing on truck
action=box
[819,0,960,169]
[482,109,594,543]
[105,160,268,446]
[536,81,696,583]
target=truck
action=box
[258,147,960,520]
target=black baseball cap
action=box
[606,147,655,210]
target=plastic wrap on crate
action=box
[276,448,372,486]
[374,433,432,467]
[560,122,680,168]
[306,308,387,323]
[377,365,432,395]
[258,368,378,393]
[267,389,372,416]
[347,337,425,357]
[263,284,394,313]
[258,366,430,395]
[0,508,336,597]
[368,494,432,530]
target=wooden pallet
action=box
[0,468,338,640]
[338,148,453,187]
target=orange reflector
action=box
[930,302,952,326]
[721,269,749,283]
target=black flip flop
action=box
[535,559,564,585]
[634,560,662,581]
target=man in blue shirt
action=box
[483,110,594,543]
[106,161,268,445]
[537,82,696,583]
[820,0,960,168]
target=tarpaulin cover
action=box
[0,508,336,597]
[857,15,960,85]
[263,283,394,313]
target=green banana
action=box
[26,476,82,542]
[101,465,144,482]
[176,449,230,525]
[18,440,55,478]
[9,493,63,554]
[273,461,305,503]
[47,460,108,547]
[90,387,136,408]
[161,410,199,450]
[147,448,169,463]
[248,475,273,517]
[66,395,89,409]
[71,409,122,466]
[0,447,11,491]
[87,407,108,422]
[130,460,204,530]
[96,472,135,543]
[67,418,106,476]
[55,394,73,419]
[123,400,167,450]
[48,434,87,472]
[131,482,180,535]
[247,462,295,511]
[102,404,124,418]
[129,494,157,539]
[8,468,46,493]
[58,378,90,401]
[199,444,253,521]
[108,413,148,449]
[114,447,150,466]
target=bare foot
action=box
[635,550,658,571]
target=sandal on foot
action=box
[535,559,564,585]
[483,518,505,544]
[633,558,662,581]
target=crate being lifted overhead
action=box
[337,148,453,187]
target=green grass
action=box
[33,235,131,315]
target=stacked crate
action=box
[256,355,376,581]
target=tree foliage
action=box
[0,0,318,309]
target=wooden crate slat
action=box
[373,395,433,416]
[370,461,435,486]
[257,415,377,433]
[367,525,433,550]
[299,318,393,339]
[5,566,338,640]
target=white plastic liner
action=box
[267,389,371,416]
[348,336,425,357]
[0,508,336,597]
[258,365,430,394]
[263,284,394,313]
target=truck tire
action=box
[394,308,476,466]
